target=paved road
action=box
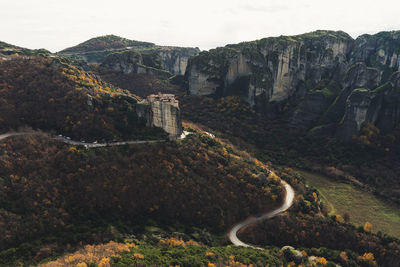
[54,136,166,147]
[0,132,32,141]
[0,132,166,147]
[228,180,295,249]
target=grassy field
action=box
[295,169,400,238]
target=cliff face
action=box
[100,47,199,79]
[149,99,182,137]
[185,30,400,139]
[186,31,352,106]
[101,50,172,79]
[136,93,182,138]
[155,47,200,75]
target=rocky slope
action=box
[185,30,400,139]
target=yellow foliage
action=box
[268,172,280,182]
[207,263,216,267]
[205,251,215,257]
[316,257,327,265]
[98,257,110,267]
[42,241,136,266]
[340,251,348,262]
[159,237,199,247]
[363,221,373,233]
[312,192,318,202]
[133,253,144,259]
[358,252,377,266]
[75,263,87,267]
[335,215,344,223]
[68,146,79,153]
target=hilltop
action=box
[59,34,155,54]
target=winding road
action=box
[0,131,295,249]
[228,180,295,249]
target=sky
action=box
[1,0,400,52]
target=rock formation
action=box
[184,30,400,139]
[136,93,182,138]
[59,35,199,76]
[101,47,199,77]
[186,30,352,106]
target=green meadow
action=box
[296,169,400,238]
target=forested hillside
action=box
[0,56,166,141]
[0,133,282,265]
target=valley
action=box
[1,30,400,266]
[297,169,400,239]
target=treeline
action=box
[0,56,166,141]
[0,133,282,264]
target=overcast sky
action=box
[1,0,399,52]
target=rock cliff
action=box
[101,47,199,77]
[136,93,182,138]
[184,30,400,139]
[186,31,352,106]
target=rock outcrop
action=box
[337,89,379,139]
[186,30,352,106]
[136,93,182,138]
[101,50,172,79]
[152,47,200,75]
[337,71,400,139]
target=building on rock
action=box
[136,92,182,139]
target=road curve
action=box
[228,180,295,249]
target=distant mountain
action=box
[59,34,155,54]
[58,34,200,76]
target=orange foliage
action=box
[363,221,373,233]
[41,241,136,267]
[159,237,199,247]
[358,252,377,266]
[316,257,327,265]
